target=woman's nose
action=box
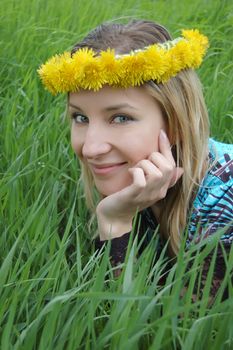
[82,125,111,158]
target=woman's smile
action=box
[89,162,128,176]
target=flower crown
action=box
[38,29,209,95]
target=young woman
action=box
[38,20,233,294]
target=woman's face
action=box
[70,85,166,196]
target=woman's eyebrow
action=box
[69,102,137,111]
[105,103,137,111]
[69,103,82,110]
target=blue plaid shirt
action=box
[188,139,233,245]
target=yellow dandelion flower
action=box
[119,53,146,87]
[58,52,76,92]
[182,29,209,49]
[170,40,193,69]
[71,48,95,89]
[79,57,105,91]
[72,47,95,64]
[142,45,169,81]
[159,51,178,83]
[182,29,209,68]
[100,49,121,86]
[38,55,63,94]
[38,64,56,95]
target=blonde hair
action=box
[145,70,209,254]
[71,20,210,255]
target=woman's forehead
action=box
[69,85,158,111]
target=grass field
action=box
[1,0,233,349]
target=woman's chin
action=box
[95,178,132,197]
[97,186,123,196]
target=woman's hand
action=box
[97,130,184,240]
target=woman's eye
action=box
[112,115,133,124]
[72,113,89,124]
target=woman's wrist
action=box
[96,210,133,241]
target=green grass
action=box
[1,0,233,349]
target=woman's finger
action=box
[127,167,146,190]
[134,159,163,178]
[158,129,176,165]
[168,167,184,188]
[149,152,175,176]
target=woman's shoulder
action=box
[209,138,233,154]
[208,138,233,183]
[198,138,233,190]
[195,138,233,203]
[188,138,233,244]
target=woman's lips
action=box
[89,162,127,175]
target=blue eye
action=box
[72,113,89,124]
[112,114,133,124]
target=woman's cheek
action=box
[128,138,157,164]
